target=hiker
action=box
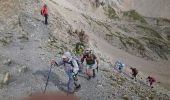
[41,4,48,25]
[100,1,105,6]
[51,52,81,93]
[130,67,138,80]
[115,61,125,73]
[81,48,99,80]
[147,76,156,88]
[95,0,100,7]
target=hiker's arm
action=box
[93,55,99,66]
[81,56,85,63]
[96,58,99,66]
[51,59,64,66]
[56,60,64,66]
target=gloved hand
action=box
[72,73,78,81]
[50,59,57,66]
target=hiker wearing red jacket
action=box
[147,76,156,88]
[41,4,48,25]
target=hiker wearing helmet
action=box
[147,76,156,88]
[130,67,138,80]
[51,52,81,93]
[41,4,48,25]
[81,48,99,80]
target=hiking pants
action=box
[86,63,97,77]
[67,75,80,92]
[132,73,137,78]
[44,15,48,25]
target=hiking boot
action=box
[92,74,96,78]
[87,76,91,80]
[74,84,81,92]
[68,90,75,94]
[75,84,81,90]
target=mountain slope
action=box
[0,0,170,100]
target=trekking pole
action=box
[43,64,53,93]
[96,66,98,73]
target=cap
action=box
[62,52,71,58]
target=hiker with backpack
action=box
[41,4,48,25]
[81,48,99,80]
[147,76,156,88]
[51,52,81,93]
[115,61,125,73]
[130,67,138,80]
[95,0,100,7]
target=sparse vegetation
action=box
[18,34,29,41]
[167,35,170,41]
[107,5,119,19]
[137,25,163,39]
[73,42,85,56]
[123,10,147,24]
[0,36,12,46]
[156,18,170,25]
[142,37,170,60]
[119,36,145,51]
[82,14,114,35]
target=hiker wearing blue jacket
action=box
[115,61,125,73]
[51,52,81,93]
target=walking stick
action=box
[43,64,53,93]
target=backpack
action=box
[64,57,81,71]
[70,57,81,67]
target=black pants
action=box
[93,69,96,77]
[44,15,48,25]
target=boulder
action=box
[18,66,29,73]
[3,59,12,65]
[3,72,10,84]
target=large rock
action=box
[18,66,29,74]
[3,59,12,65]
[3,72,10,85]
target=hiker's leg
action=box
[85,65,90,80]
[73,75,81,89]
[134,75,137,81]
[67,78,74,93]
[132,73,135,79]
[86,65,90,76]
[150,81,153,86]
[45,15,48,25]
[87,69,92,80]
[93,69,95,76]
[92,62,97,77]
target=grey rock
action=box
[3,59,12,66]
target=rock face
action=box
[109,0,170,19]
[0,0,170,100]
[3,72,10,84]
